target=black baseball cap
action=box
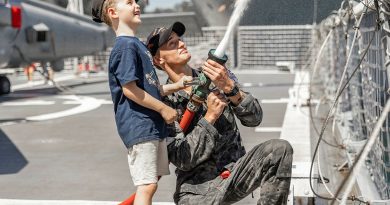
[92,0,139,23]
[146,22,186,56]
[92,0,106,23]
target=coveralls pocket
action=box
[179,182,210,196]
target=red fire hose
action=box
[119,194,135,205]
[179,109,196,133]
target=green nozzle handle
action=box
[208,49,228,65]
[189,49,229,104]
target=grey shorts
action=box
[127,139,170,186]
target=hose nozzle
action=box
[208,49,228,65]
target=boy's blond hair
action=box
[102,0,117,27]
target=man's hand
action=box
[204,90,227,124]
[202,59,235,93]
[202,59,244,105]
[159,105,178,124]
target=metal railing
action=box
[314,4,390,199]
[63,48,111,75]
[237,25,313,69]
[184,25,313,70]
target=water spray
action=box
[205,0,251,89]
[214,0,251,58]
[180,0,252,132]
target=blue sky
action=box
[145,0,185,12]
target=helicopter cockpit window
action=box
[26,23,50,44]
[37,31,47,42]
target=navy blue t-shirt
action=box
[108,36,167,148]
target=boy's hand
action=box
[160,106,178,124]
[177,75,193,89]
[160,76,193,96]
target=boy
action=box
[91,1,191,205]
